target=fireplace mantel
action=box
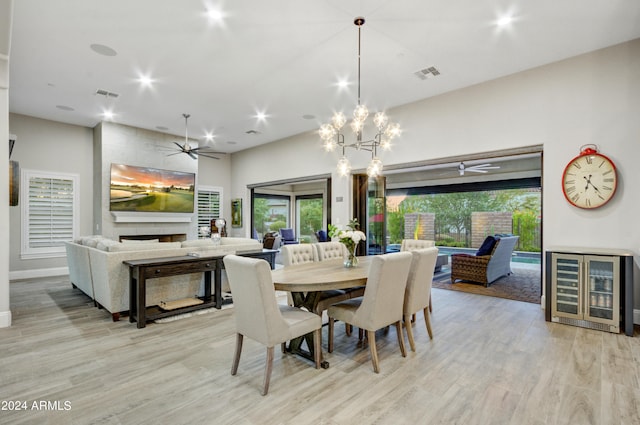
[110,212,193,223]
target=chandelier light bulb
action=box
[337,155,351,176]
[380,139,391,150]
[385,122,401,139]
[353,104,369,122]
[332,112,347,130]
[373,112,388,129]
[323,140,336,151]
[319,123,336,141]
[350,119,364,134]
[367,157,383,177]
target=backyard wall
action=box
[404,213,435,241]
[471,212,513,248]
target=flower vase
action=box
[344,245,358,268]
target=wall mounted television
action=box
[109,163,195,213]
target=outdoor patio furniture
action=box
[450,235,519,287]
[280,228,299,245]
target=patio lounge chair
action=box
[450,235,519,287]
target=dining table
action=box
[271,256,372,368]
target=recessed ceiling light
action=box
[56,105,74,111]
[156,126,169,131]
[495,13,516,29]
[101,110,115,120]
[206,8,225,23]
[255,111,267,122]
[336,79,349,89]
[90,43,117,57]
[137,74,154,88]
[204,132,215,141]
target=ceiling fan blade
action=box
[173,141,186,151]
[196,152,221,160]
[467,169,489,173]
[166,151,183,157]
[190,147,225,155]
[468,164,500,170]
[186,151,198,160]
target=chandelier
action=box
[319,17,401,177]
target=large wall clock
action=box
[562,145,618,209]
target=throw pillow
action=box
[476,236,497,256]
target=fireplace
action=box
[119,234,187,243]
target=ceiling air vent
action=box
[95,89,120,98]
[245,130,260,135]
[414,66,440,80]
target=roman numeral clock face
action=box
[562,152,618,209]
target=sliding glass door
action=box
[295,194,324,243]
[252,194,290,240]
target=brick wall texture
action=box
[404,213,435,241]
[471,212,512,248]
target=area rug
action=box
[432,266,541,304]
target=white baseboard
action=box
[0,310,12,328]
[9,267,69,281]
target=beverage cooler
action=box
[545,248,634,336]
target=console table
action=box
[125,249,277,328]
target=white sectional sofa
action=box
[65,236,262,321]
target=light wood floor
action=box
[1,276,639,425]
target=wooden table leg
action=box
[285,291,329,368]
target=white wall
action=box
[8,114,94,277]
[230,39,640,309]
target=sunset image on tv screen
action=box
[109,164,195,213]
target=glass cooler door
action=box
[552,254,582,318]
[584,255,619,324]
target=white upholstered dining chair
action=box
[314,241,365,335]
[281,243,318,265]
[403,247,439,351]
[223,255,322,395]
[327,251,413,373]
[280,244,318,306]
[314,241,348,261]
[401,238,437,313]
[400,239,435,251]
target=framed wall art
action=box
[231,198,242,227]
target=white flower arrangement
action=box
[328,219,366,254]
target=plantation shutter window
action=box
[21,170,79,259]
[197,186,223,233]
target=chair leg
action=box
[358,327,364,341]
[231,333,243,376]
[281,342,286,353]
[262,346,274,396]
[395,321,407,357]
[367,330,380,373]
[429,291,433,313]
[345,323,352,336]
[404,314,416,352]
[424,307,433,339]
[328,317,335,353]
[313,328,321,369]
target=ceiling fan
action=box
[167,113,225,160]
[455,161,500,176]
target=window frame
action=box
[197,185,224,233]
[20,169,80,259]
